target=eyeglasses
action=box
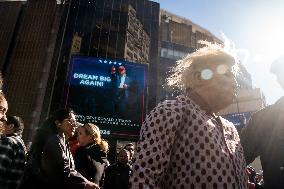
[200,64,235,80]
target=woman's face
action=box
[77,127,93,146]
[60,113,77,138]
[197,60,237,111]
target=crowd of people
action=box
[0,43,283,189]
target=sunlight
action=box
[251,15,284,61]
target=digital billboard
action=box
[222,112,254,128]
[65,56,148,138]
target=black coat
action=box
[20,133,87,189]
[74,143,108,185]
[241,96,284,189]
[103,162,132,189]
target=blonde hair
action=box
[84,123,109,153]
[166,41,239,90]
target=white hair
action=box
[166,41,239,90]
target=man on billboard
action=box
[111,65,131,118]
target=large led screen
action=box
[222,112,253,128]
[65,56,148,138]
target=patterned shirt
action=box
[130,94,248,189]
[0,134,26,189]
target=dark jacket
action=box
[21,133,87,189]
[74,143,108,186]
[0,134,26,189]
[103,162,132,189]
[241,96,284,189]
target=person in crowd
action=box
[74,123,109,187]
[0,94,26,189]
[69,131,80,156]
[241,55,284,189]
[123,143,135,164]
[4,115,25,137]
[4,115,27,153]
[20,108,99,189]
[103,149,132,189]
[130,43,248,189]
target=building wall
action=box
[219,88,266,115]
[0,1,23,70]
[237,62,253,89]
[124,5,150,64]
[3,0,59,141]
[47,0,160,115]
[39,0,159,163]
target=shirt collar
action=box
[182,88,215,116]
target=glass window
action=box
[168,49,174,56]
[173,50,179,57]
[161,48,168,57]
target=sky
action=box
[153,0,284,105]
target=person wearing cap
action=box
[130,43,248,189]
[241,55,284,189]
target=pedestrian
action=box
[74,123,109,186]
[0,94,26,189]
[103,149,132,189]
[130,43,248,189]
[241,55,284,189]
[19,108,99,189]
[123,143,135,164]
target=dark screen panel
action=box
[65,56,148,138]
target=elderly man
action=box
[130,44,248,189]
[0,94,26,189]
[241,55,284,189]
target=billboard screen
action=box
[222,111,254,129]
[65,56,148,138]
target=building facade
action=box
[0,0,159,144]
[158,9,222,102]
[0,0,63,141]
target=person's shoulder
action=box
[251,104,275,119]
[6,135,24,146]
[105,163,117,171]
[0,136,24,155]
[155,97,186,110]
[75,146,86,154]
[45,133,63,146]
[0,135,14,148]
[87,143,106,156]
